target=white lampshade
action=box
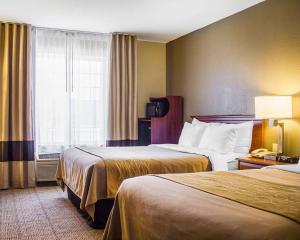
[255,96,292,119]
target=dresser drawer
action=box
[239,161,264,170]
[237,157,289,170]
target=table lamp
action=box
[255,96,292,154]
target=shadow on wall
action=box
[292,92,300,118]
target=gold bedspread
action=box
[57,146,211,218]
[104,152,211,198]
[157,170,300,223]
[103,169,300,240]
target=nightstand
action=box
[237,157,289,170]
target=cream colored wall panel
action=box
[137,41,166,117]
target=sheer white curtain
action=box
[34,28,110,154]
[71,33,109,146]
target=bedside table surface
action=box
[237,157,289,166]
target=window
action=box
[34,29,110,154]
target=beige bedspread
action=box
[103,169,300,240]
[56,146,210,218]
[157,171,300,223]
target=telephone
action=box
[251,148,275,158]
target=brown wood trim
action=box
[239,162,264,170]
[190,114,259,123]
[237,156,289,170]
[190,115,263,152]
[238,157,287,166]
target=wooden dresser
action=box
[138,96,183,145]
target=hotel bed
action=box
[103,165,300,240]
[57,145,211,221]
[56,115,263,227]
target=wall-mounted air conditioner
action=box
[36,153,60,182]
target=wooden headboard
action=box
[190,115,263,152]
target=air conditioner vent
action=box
[39,153,60,160]
[36,160,59,182]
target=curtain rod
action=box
[34,26,138,38]
[31,25,164,42]
[34,26,111,36]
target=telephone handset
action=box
[251,148,275,158]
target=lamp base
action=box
[268,119,284,154]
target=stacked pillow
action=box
[178,122,206,148]
[178,118,254,154]
[197,124,238,154]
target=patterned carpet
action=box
[0,186,103,240]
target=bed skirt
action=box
[66,187,114,229]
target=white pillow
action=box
[178,122,206,147]
[231,121,254,154]
[193,119,254,154]
[198,125,238,154]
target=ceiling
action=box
[0,0,264,43]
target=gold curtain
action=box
[0,22,35,189]
[108,34,138,141]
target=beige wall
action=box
[137,41,166,117]
[167,0,300,155]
